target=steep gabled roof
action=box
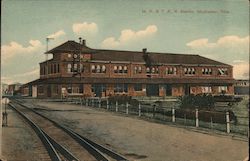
[46,40,95,53]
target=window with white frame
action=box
[166,67,177,75]
[114,66,118,73]
[101,65,106,73]
[202,68,212,75]
[201,86,212,93]
[218,86,228,93]
[67,64,72,73]
[184,67,196,75]
[114,65,128,74]
[218,68,228,76]
[134,66,142,74]
[73,64,78,72]
[91,64,106,73]
[146,67,159,74]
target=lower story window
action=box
[201,86,212,93]
[52,85,59,94]
[67,84,84,94]
[134,84,142,91]
[218,86,228,93]
[114,84,128,93]
[38,85,44,94]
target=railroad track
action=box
[10,99,128,161]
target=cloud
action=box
[186,35,249,79]
[1,40,43,64]
[187,35,249,50]
[47,30,65,39]
[72,22,98,34]
[1,68,39,84]
[101,25,158,48]
[233,61,249,79]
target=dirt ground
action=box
[1,104,50,161]
[28,100,248,161]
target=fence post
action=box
[184,114,187,126]
[195,109,199,127]
[106,100,109,110]
[226,111,230,133]
[126,102,129,114]
[138,103,141,117]
[98,99,101,108]
[210,117,213,129]
[80,97,82,107]
[153,105,156,118]
[115,101,118,112]
[86,98,88,106]
[172,108,175,122]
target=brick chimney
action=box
[82,39,86,46]
[142,48,147,54]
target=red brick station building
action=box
[21,39,234,98]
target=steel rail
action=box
[11,100,124,161]
[13,99,129,161]
[8,103,62,161]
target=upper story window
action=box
[57,64,60,73]
[92,64,106,73]
[184,67,195,75]
[166,67,177,75]
[67,64,72,73]
[68,53,72,58]
[218,68,228,76]
[114,65,128,74]
[202,68,212,75]
[146,67,159,74]
[134,66,142,74]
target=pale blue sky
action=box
[1,0,249,84]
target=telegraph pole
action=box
[46,37,54,78]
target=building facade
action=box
[234,80,249,95]
[21,40,234,98]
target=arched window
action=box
[192,68,195,74]
[67,64,72,73]
[96,65,101,73]
[118,66,123,73]
[208,68,212,74]
[124,66,128,73]
[146,67,150,73]
[184,68,187,74]
[134,66,138,74]
[114,66,118,73]
[80,64,83,72]
[102,65,106,73]
[138,66,142,73]
[173,67,177,75]
[91,65,96,73]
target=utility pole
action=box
[46,37,54,78]
[73,37,82,80]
